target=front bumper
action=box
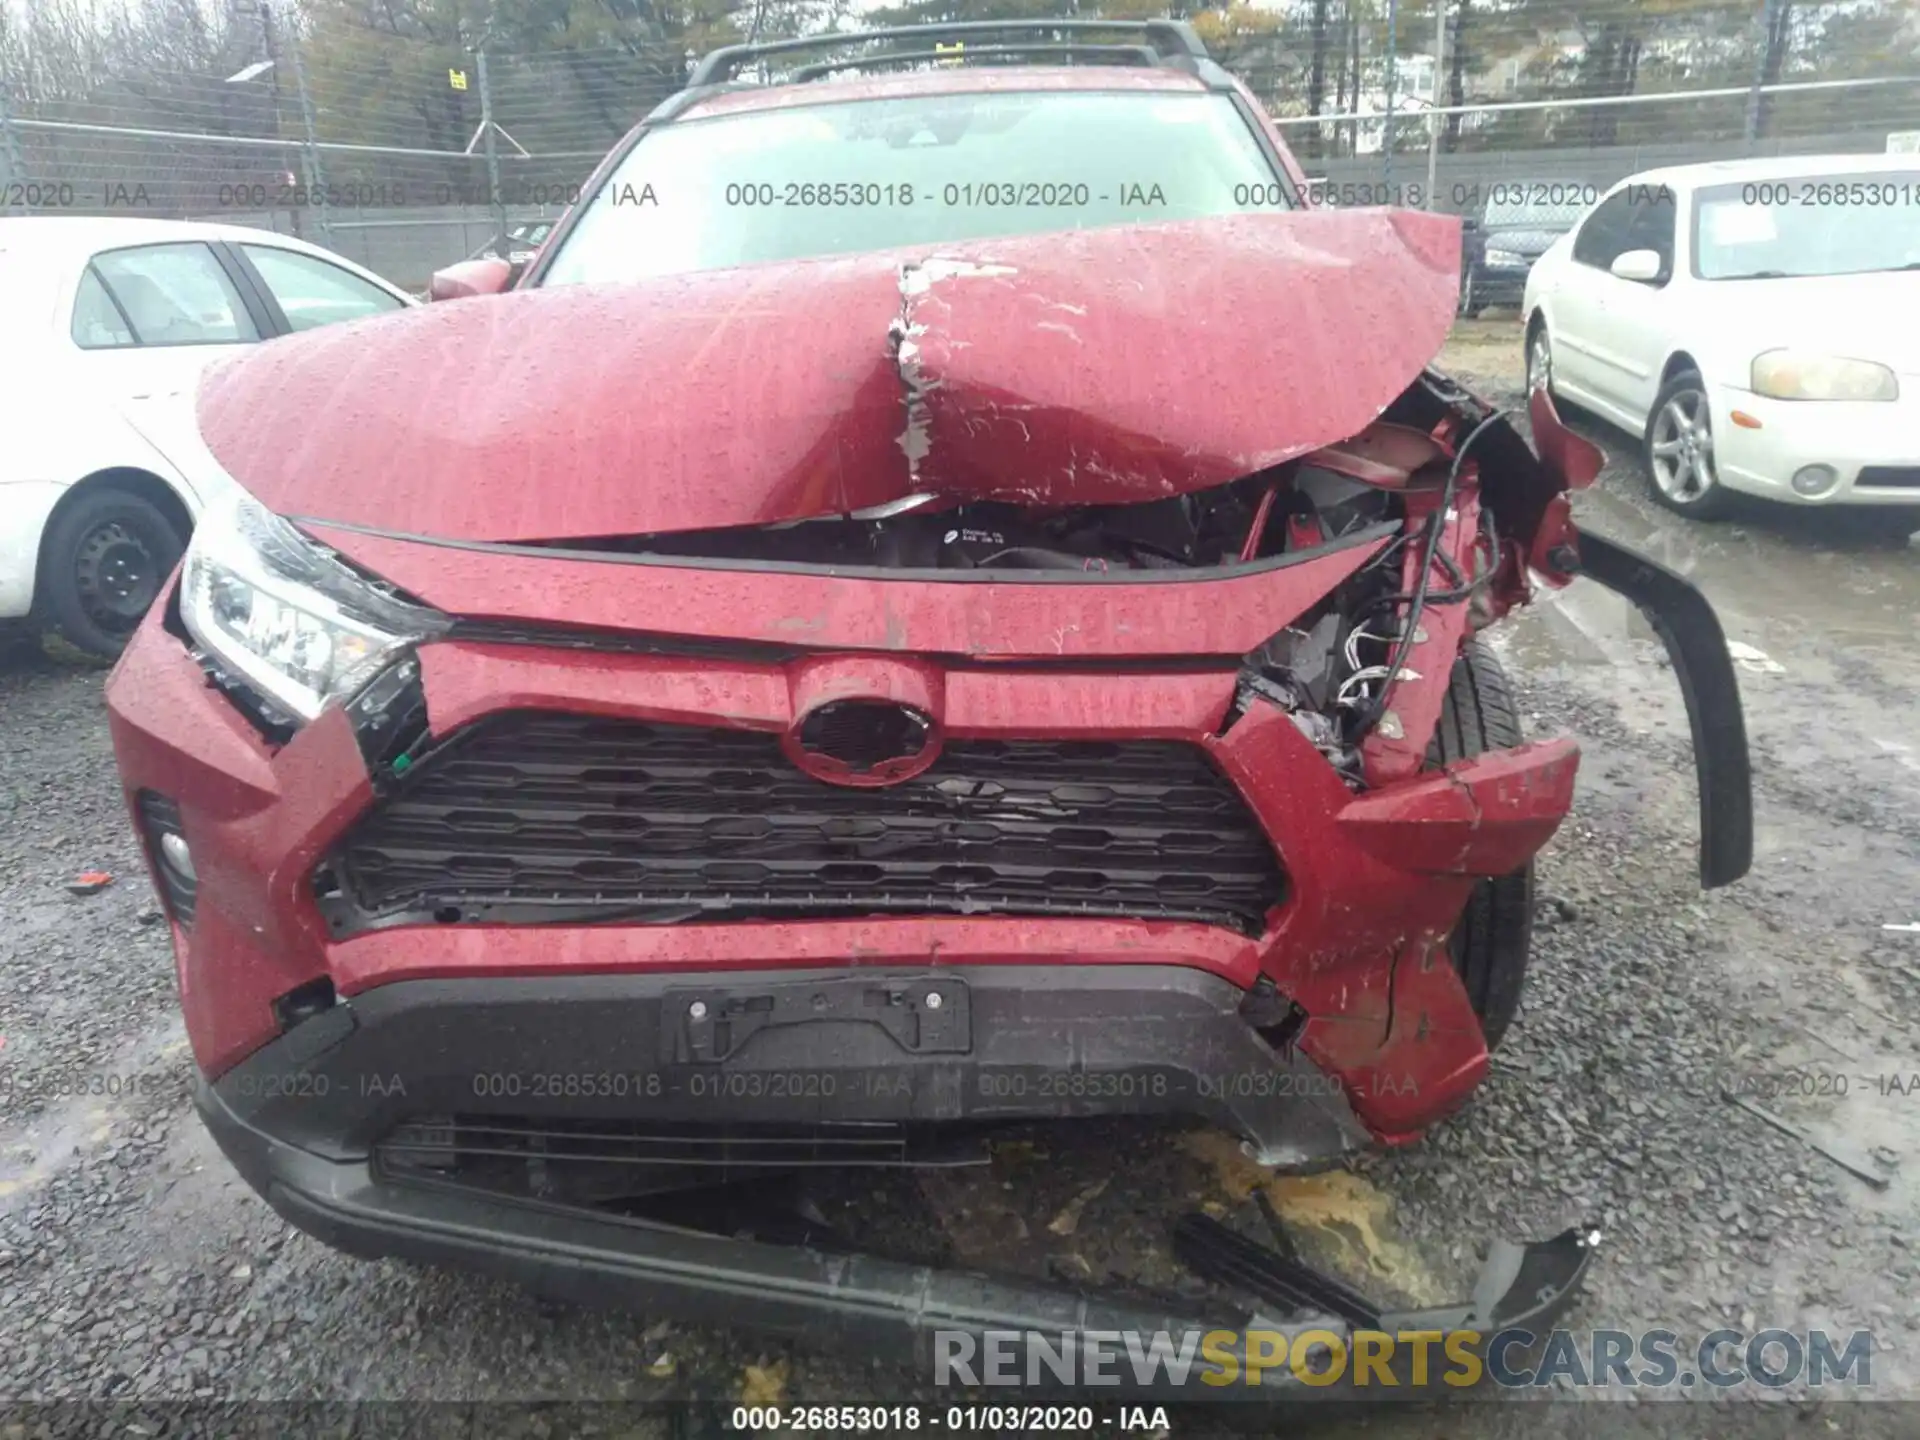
[106,518,1612,1348]
[194,1062,1292,1379]
[202,965,1370,1169]
[109,593,1584,1150]
[193,965,1361,1376]
[1710,382,1920,505]
[195,1061,1599,1386]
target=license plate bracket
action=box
[661,975,971,1063]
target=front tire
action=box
[1429,642,1533,1050]
[1525,319,1555,400]
[1644,369,1731,520]
[37,488,186,661]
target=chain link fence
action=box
[2,2,1917,289]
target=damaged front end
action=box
[129,205,1751,1366]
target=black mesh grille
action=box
[334,711,1285,932]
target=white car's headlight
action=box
[1751,349,1898,402]
[180,491,448,724]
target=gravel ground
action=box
[4,323,1919,1437]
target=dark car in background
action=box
[463,220,555,268]
[1459,179,1599,314]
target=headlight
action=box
[1750,349,1898,402]
[1484,247,1526,267]
[180,490,448,724]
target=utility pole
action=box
[283,16,332,244]
[1743,0,1785,146]
[1425,0,1446,208]
[477,50,508,257]
[258,3,302,237]
[1382,0,1399,189]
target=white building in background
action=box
[1334,51,1440,155]
[1477,29,1586,97]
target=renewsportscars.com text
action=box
[934,1326,1873,1390]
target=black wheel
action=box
[1524,318,1555,399]
[1428,641,1533,1050]
[38,488,186,660]
[1643,368,1731,520]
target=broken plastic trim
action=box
[347,656,431,792]
[1175,1208,1600,1350]
[1574,533,1753,889]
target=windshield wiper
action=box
[1716,269,1790,280]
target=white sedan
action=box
[0,217,415,658]
[1522,154,1920,521]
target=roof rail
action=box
[789,43,1165,83]
[686,19,1211,89]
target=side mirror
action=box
[428,257,514,302]
[1609,249,1663,283]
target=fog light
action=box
[136,790,197,929]
[1791,464,1839,497]
[159,831,196,882]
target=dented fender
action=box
[1339,737,1581,877]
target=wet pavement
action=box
[2,317,1919,1435]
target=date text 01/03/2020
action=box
[222,1066,1424,1104]
[455,1067,1421,1102]
[614,181,1173,208]
[730,1405,1165,1432]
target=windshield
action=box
[539,89,1284,285]
[1481,180,1598,228]
[1692,172,1920,279]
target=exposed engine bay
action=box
[565,396,1451,576]
[526,371,1538,793]
[592,469,1392,572]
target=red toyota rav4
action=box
[106,21,1751,1371]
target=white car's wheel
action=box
[39,487,187,660]
[1525,322,1555,398]
[1644,369,1731,520]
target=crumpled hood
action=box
[197,209,1460,544]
